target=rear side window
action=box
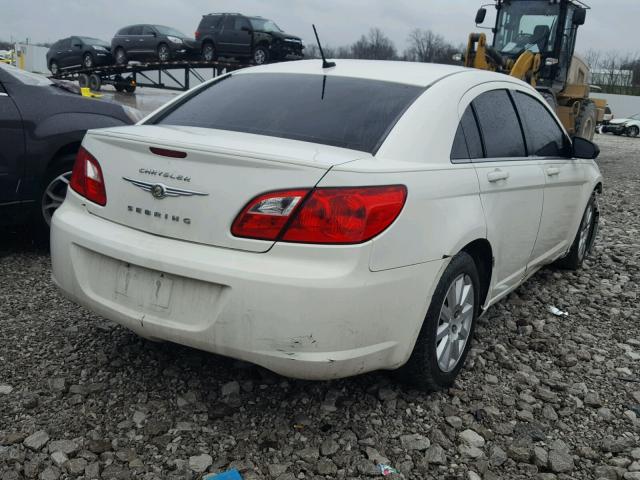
[451,105,484,162]
[129,25,143,35]
[513,91,569,157]
[117,27,129,35]
[472,90,526,158]
[201,15,222,29]
[153,73,424,154]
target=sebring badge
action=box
[122,177,208,199]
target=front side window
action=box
[472,90,526,158]
[494,1,559,56]
[513,91,569,157]
[153,73,424,154]
[249,18,282,33]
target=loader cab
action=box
[486,0,587,92]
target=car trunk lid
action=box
[80,125,365,252]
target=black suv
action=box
[111,25,198,65]
[47,37,113,75]
[195,14,304,65]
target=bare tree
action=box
[350,28,397,60]
[404,28,461,65]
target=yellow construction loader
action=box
[465,0,604,140]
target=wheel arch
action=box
[48,142,80,170]
[459,238,493,309]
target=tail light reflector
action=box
[232,185,407,244]
[69,146,107,206]
[195,31,201,40]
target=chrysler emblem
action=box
[151,184,166,199]
[122,177,208,199]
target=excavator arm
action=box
[464,32,542,87]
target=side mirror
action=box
[475,8,487,25]
[573,8,586,25]
[572,136,599,159]
[241,26,253,33]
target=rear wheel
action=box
[49,60,59,75]
[83,53,94,69]
[574,100,597,141]
[252,45,269,65]
[78,73,90,89]
[400,252,479,390]
[627,125,639,137]
[157,43,171,62]
[88,73,102,91]
[201,42,216,62]
[555,192,598,270]
[115,48,127,65]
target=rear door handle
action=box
[546,167,560,176]
[487,170,509,182]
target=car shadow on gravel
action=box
[0,225,47,258]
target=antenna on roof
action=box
[312,25,335,69]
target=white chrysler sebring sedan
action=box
[51,60,602,389]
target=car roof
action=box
[237,59,511,88]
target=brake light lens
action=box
[231,189,310,240]
[195,31,201,40]
[231,185,407,244]
[69,146,107,206]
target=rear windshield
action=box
[153,73,424,154]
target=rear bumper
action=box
[51,194,445,380]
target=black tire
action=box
[88,73,102,91]
[252,45,270,65]
[157,43,171,62]
[201,42,217,62]
[78,73,90,89]
[627,125,639,138]
[400,252,480,391]
[574,100,597,141]
[115,48,127,66]
[83,53,94,69]
[33,156,75,242]
[49,61,59,75]
[555,192,598,270]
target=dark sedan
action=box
[0,63,141,238]
[111,25,198,65]
[47,36,113,75]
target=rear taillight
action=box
[69,147,107,206]
[231,185,407,244]
[195,31,201,40]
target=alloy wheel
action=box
[41,172,71,227]
[254,49,266,65]
[629,126,639,137]
[578,202,594,261]
[436,274,474,373]
[83,54,93,68]
[202,44,215,62]
[116,49,126,65]
[158,45,170,62]
[50,62,59,75]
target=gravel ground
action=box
[1,133,639,480]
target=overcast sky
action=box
[0,1,635,55]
